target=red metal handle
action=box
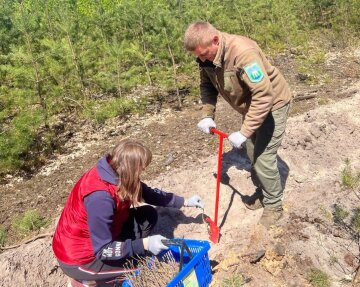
[210,128,228,227]
[210,128,228,138]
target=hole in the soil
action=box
[210,259,219,273]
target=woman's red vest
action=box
[52,166,131,265]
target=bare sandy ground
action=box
[0,80,359,286]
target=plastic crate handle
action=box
[161,239,193,272]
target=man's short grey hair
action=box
[184,21,220,51]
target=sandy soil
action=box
[0,49,359,287]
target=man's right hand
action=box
[197,118,216,134]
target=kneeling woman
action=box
[52,139,203,286]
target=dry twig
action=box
[0,232,53,251]
[124,251,179,287]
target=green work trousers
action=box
[245,102,290,208]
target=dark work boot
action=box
[243,188,264,210]
[259,206,283,229]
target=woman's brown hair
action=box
[109,139,152,204]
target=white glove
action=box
[184,195,204,209]
[197,118,216,134]
[228,131,247,148]
[146,235,169,255]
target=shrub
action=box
[83,97,146,124]
[0,110,43,174]
[341,159,360,189]
[333,204,349,223]
[12,209,49,234]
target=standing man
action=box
[184,21,291,228]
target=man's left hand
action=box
[184,195,204,209]
[228,131,247,148]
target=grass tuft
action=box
[0,226,7,246]
[341,159,360,189]
[351,208,360,232]
[333,204,349,223]
[306,269,331,287]
[221,275,246,287]
[12,209,49,234]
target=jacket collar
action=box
[96,156,119,185]
[196,58,216,67]
[212,32,225,68]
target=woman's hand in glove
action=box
[184,195,204,209]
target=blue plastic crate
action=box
[122,239,212,287]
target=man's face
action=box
[192,37,219,62]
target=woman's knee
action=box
[134,205,158,229]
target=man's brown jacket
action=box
[199,32,291,138]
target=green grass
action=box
[306,269,331,287]
[83,97,147,124]
[329,255,338,266]
[0,110,43,175]
[351,208,360,232]
[318,98,330,106]
[341,159,360,189]
[221,275,246,287]
[338,159,360,232]
[296,47,328,85]
[12,209,50,234]
[0,226,7,246]
[333,205,349,223]
[319,205,332,220]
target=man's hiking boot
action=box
[243,189,264,210]
[244,197,264,210]
[259,206,283,229]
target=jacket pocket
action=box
[224,71,243,95]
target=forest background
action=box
[0,0,359,177]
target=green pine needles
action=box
[0,0,359,176]
[342,159,360,190]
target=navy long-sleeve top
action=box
[84,156,184,261]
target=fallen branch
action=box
[0,232,53,251]
[293,95,316,102]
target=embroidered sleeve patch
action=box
[243,61,264,83]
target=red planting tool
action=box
[204,128,228,243]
